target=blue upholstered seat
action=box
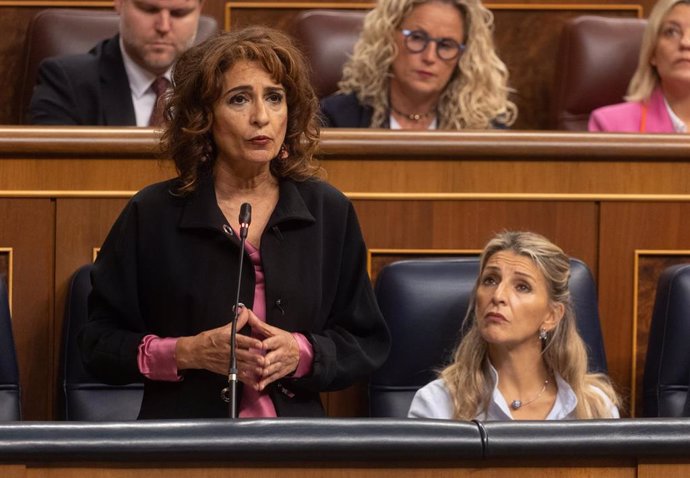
[62,264,142,420]
[643,264,690,417]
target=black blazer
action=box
[80,174,391,418]
[320,92,510,130]
[29,34,136,125]
[320,92,374,128]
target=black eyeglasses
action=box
[401,29,465,61]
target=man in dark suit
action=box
[29,0,205,126]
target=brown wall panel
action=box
[599,202,690,416]
[0,198,53,420]
[354,199,597,270]
[53,198,128,416]
[0,7,39,125]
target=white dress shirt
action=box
[119,38,172,126]
[389,114,438,130]
[408,365,619,420]
[663,96,688,133]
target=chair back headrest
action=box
[370,258,476,418]
[20,8,218,123]
[62,264,143,420]
[0,279,21,420]
[291,9,366,98]
[370,257,607,417]
[552,15,646,130]
[643,264,690,417]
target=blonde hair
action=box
[626,0,690,101]
[440,231,620,419]
[337,0,517,129]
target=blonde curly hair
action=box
[337,0,517,129]
[440,231,620,419]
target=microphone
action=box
[239,203,251,239]
[221,202,252,418]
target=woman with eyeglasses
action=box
[319,0,517,130]
[589,0,690,132]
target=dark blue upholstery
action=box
[62,264,142,420]
[0,279,21,420]
[369,257,608,417]
[643,264,690,417]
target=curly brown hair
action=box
[160,26,323,194]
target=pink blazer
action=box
[588,87,675,133]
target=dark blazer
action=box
[80,174,391,419]
[29,34,136,125]
[320,92,510,130]
[320,92,375,128]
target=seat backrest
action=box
[20,8,219,124]
[643,264,690,417]
[290,9,366,98]
[0,279,21,421]
[551,15,646,131]
[369,257,607,417]
[62,264,143,420]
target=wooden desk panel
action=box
[0,198,53,420]
[1,127,690,418]
[17,464,637,478]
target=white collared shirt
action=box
[663,96,688,133]
[408,366,619,420]
[119,38,172,126]
[389,114,438,130]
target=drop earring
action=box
[538,327,548,342]
[279,144,288,160]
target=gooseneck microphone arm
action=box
[221,202,252,418]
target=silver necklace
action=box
[510,379,549,410]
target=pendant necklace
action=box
[390,105,435,122]
[510,379,549,410]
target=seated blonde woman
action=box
[589,0,690,132]
[409,231,620,420]
[320,0,516,130]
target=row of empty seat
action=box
[20,8,645,129]
[23,258,688,421]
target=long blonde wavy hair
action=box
[626,0,690,102]
[337,0,517,129]
[440,231,620,419]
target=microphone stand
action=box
[221,203,251,418]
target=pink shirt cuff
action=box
[137,334,182,382]
[291,332,314,378]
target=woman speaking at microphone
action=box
[79,27,391,419]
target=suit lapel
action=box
[99,35,136,126]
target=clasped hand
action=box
[176,306,300,392]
